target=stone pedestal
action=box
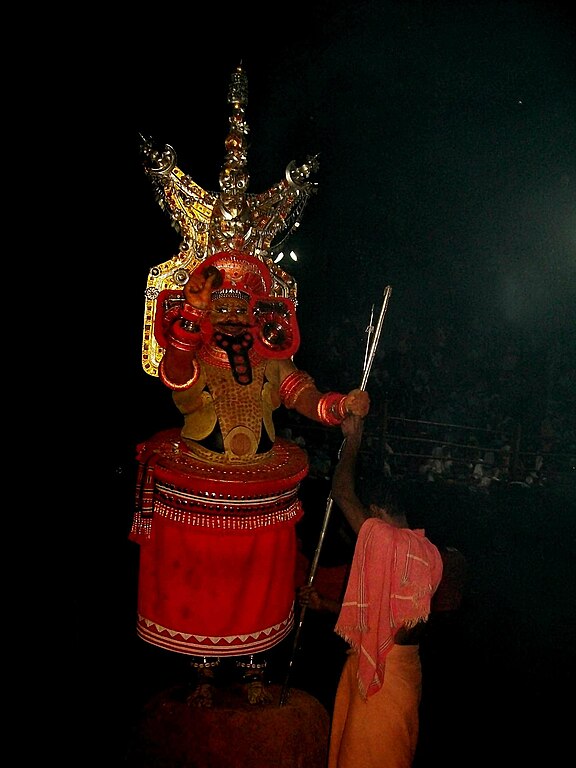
[126,684,330,768]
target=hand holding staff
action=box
[279,285,392,705]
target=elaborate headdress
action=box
[140,66,319,376]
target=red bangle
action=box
[181,303,209,323]
[279,371,316,409]
[317,392,347,426]
[167,319,203,352]
[159,357,200,390]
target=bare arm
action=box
[160,267,222,386]
[298,585,341,614]
[331,414,370,535]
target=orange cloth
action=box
[328,646,422,768]
[334,518,443,700]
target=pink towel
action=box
[335,517,443,699]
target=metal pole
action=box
[279,285,392,705]
[360,286,392,391]
[363,304,375,373]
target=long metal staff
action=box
[279,285,392,705]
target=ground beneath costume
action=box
[130,67,369,699]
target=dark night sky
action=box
[91,0,575,452]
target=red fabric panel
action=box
[137,516,299,655]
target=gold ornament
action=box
[140,65,319,376]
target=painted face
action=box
[210,296,251,336]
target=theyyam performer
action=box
[130,66,370,706]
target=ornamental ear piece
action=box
[140,65,319,376]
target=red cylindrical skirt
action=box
[130,429,309,656]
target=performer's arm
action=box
[160,267,221,389]
[278,361,370,425]
[331,414,370,535]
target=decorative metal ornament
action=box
[140,65,319,376]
